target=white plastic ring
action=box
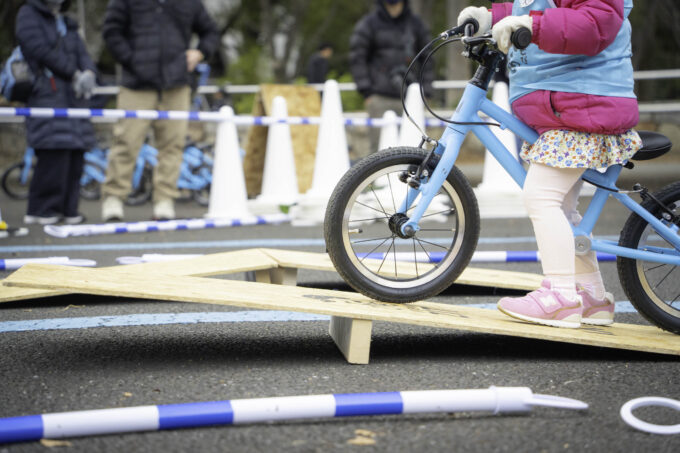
[620,397,680,435]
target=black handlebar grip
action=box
[511,27,532,50]
[463,18,479,36]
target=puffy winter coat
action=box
[493,0,639,135]
[102,0,219,91]
[15,0,96,150]
[349,0,434,99]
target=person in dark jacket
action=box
[349,0,434,157]
[16,0,97,225]
[101,0,219,221]
[306,43,333,84]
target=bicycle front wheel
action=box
[1,162,32,200]
[324,147,480,303]
[617,182,680,334]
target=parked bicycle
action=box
[324,23,679,334]
[1,141,213,207]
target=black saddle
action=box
[631,131,673,161]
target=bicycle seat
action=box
[631,131,673,161]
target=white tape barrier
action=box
[0,257,96,270]
[0,107,449,128]
[620,397,680,435]
[0,387,587,444]
[43,214,291,238]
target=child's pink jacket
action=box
[493,0,639,135]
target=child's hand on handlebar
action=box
[456,6,492,37]
[492,15,533,53]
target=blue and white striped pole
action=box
[0,107,448,128]
[0,257,96,271]
[43,214,291,238]
[0,387,586,444]
[358,251,617,263]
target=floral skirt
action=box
[520,129,642,169]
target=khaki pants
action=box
[364,94,404,159]
[103,86,190,201]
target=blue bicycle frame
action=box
[400,82,680,266]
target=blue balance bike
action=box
[324,23,679,334]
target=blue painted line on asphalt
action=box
[0,303,639,333]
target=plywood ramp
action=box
[0,249,279,303]
[0,249,543,303]
[4,264,679,363]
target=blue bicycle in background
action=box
[324,23,680,334]
[1,140,213,206]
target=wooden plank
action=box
[260,248,544,291]
[329,316,373,365]
[4,264,680,357]
[0,249,278,303]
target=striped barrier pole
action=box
[0,107,448,128]
[43,214,291,238]
[358,251,617,263]
[0,257,96,271]
[0,387,586,444]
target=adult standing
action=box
[16,0,97,225]
[306,43,333,84]
[349,0,434,158]
[101,0,219,221]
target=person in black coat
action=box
[100,0,219,222]
[16,0,97,225]
[349,0,434,157]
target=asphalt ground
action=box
[0,162,679,452]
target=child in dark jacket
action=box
[458,0,641,328]
[16,0,97,225]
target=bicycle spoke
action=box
[377,240,395,274]
[387,174,397,214]
[412,238,419,278]
[370,186,390,217]
[419,228,456,232]
[349,216,391,223]
[352,235,394,245]
[359,236,394,265]
[644,263,668,272]
[653,265,677,290]
[421,208,455,219]
[415,236,451,250]
[392,237,398,278]
[355,200,390,218]
[416,239,433,263]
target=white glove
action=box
[72,69,96,100]
[457,6,492,37]
[492,15,533,54]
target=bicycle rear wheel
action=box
[617,182,680,334]
[1,162,32,200]
[324,147,480,303]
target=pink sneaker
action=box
[497,287,583,328]
[578,286,615,326]
[539,280,615,326]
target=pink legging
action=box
[523,163,602,298]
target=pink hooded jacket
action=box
[493,0,639,135]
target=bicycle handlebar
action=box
[511,27,532,50]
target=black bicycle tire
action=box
[324,147,480,303]
[617,181,680,334]
[1,162,31,200]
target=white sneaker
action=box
[102,196,124,222]
[153,199,175,220]
[24,214,61,225]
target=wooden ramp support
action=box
[3,252,680,363]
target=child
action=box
[16,0,97,225]
[457,0,642,328]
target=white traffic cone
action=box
[399,83,425,147]
[474,81,526,218]
[291,79,350,225]
[249,96,300,214]
[206,106,252,219]
[378,110,399,150]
